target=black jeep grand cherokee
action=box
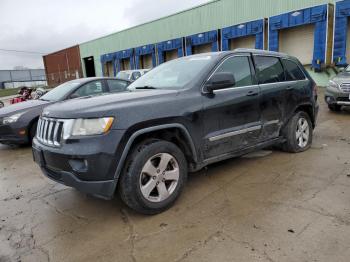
[33,49,318,214]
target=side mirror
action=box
[205,72,235,93]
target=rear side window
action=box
[254,56,285,84]
[282,59,306,81]
[215,56,253,87]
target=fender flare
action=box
[113,123,198,181]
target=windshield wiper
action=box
[135,86,158,90]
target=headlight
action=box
[69,117,114,137]
[329,80,340,90]
[3,112,25,124]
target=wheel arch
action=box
[27,116,39,141]
[113,124,198,182]
[294,103,316,128]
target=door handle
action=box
[246,90,259,97]
[286,86,294,90]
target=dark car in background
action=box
[0,77,130,145]
[325,65,350,111]
[33,50,318,214]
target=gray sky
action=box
[0,0,209,70]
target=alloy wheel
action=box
[296,117,309,148]
[139,153,179,203]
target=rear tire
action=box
[118,140,187,215]
[0,101,4,108]
[282,112,313,153]
[328,104,342,112]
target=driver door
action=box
[201,55,261,160]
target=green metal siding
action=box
[80,0,336,76]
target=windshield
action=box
[128,56,213,90]
[116,72,131,80]
[40,82,80,101]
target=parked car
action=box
[33,50,318,214]
[325,65,350,111]
[0,77,130,145]
[116,69,150,82]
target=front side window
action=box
[214,56,253,88]
[72,81,104,98]
[282,59,306,81]
[107,79,129,92]
[40,82,80,101]
[254,56,285,84]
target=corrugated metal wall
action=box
[80,0,337,76]
[0,69,46,89]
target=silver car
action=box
[116,69,150,82]
[325,66,350,111]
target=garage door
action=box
[121,59,131,71]
[230,35,256,50]
[165,50,178,62]
[279,24,314,65]
[141,54,153,69]
[193,43,212,54]
[106,62,114,76]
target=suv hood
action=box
[0,99,50,116]
[43,90,180,119]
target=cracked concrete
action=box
[1,88,350,262]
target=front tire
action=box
[282,112,313,153]
[29,121,38,144]
[118,140,187,215]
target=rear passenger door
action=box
[253,56,286,141]
[280,59,309,120]
[202,55,261,159]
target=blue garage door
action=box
[101,53,116,76]
[222,19,264,51]
[157,38,184,65]
[269,4,328,70]
[115,49,135,72]
[333,0,350,66]
[135,44,157,69]
[186,30,219,56]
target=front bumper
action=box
[0,123,28,144]
[325,88,350,106]
[32,129,126,199]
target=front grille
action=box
[37,117,64,147]
[340,83,350,93]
